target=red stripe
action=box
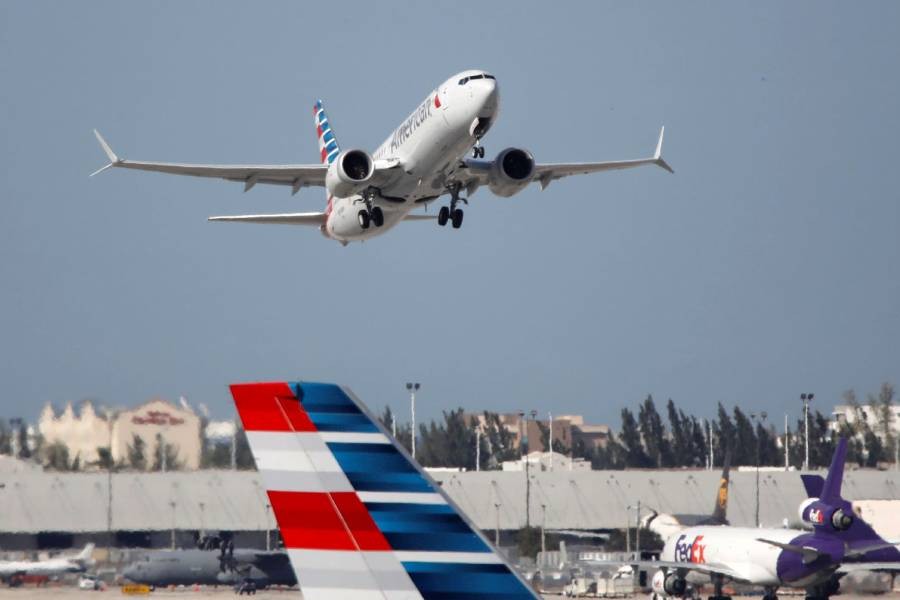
[320,148,328,163]
[230,382,315,432]
[269,491,356,551]
[331,492,391,551]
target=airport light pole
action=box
[801,393,814,470]
[784,413,789,471]
[475,426,481,472]
[625,502,642,559]
[407,383,420,461]
[751,412,766,527]
[525,410,537,529]
[540,503,547,556]
[170,500,177,549]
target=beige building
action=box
[38,398,202,470]
[38,401,111,465]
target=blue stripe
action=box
[325,140,338,153]
[309,413,378,432]
[403,565,534,599]
[322,131,334,144]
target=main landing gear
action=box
[708,574,731,600]
[472,140,485,158]
[804,576,839,600]
[357,189,385,230]
[437,182,465,229]
[762,586,778,600]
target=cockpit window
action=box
[459,73,494,85]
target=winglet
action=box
[91,129,121,177]
[654,126,674,174]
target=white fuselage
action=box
[0,557,85,579]
[324,70,499,243]
[660,526,827,589]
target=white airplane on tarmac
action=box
[92,70,672,245]
[0,544,95,586]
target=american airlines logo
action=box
[389,96,435,152]
[674,534,706,564]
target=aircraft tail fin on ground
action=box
[229,381,539,600]
[820,437,847,503]
[801,474,825,498]
[314,100,340,165]
[709,447,732,524]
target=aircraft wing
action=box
[455,127,672,193]
[92,130,326,194]
[532,127,673,188]
[838,562,900,573]
[208,212,436,225]
[587,560,746,582]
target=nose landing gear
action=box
[438,182,466,229]
[472,140,485,159]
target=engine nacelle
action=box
[799,498,854,531]
[488,147,535,197]
[651,570,686,596]
[325,149,374,198]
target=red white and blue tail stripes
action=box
[314,100,340,165]
[230,381,538,600]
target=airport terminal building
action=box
[2,454,899,552]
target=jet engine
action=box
[799,498,854,531]
[488,147,535,197]
[325,149,374,198]
[651,570,686,596]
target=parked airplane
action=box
[123,547,296,588]
[228,380,542,599]
[623,439,899,600]
[0,544,94,586]
[92,70,672,245]
[643,450,732,540]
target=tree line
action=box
[379,382,897,471]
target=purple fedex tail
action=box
[797,437,900,562]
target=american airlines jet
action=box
[92,70,672,245]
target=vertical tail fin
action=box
[710,447,731,524]
[229,381,539,600]
[821,437,848,503]
[314,100,340,165]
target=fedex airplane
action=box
[228,380,541,599]
[92,70,672,245]
[632,438,900,600]
[642,450,732,541]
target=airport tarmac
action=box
[0,589,899,600]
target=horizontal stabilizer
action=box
[757,538,826,565]
[208,213,325,226]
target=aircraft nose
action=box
[476,79,499,113]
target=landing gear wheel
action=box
[437,206,450,227]
[357,210,370,229]
[451,208,464,229]
[472,145,485,158]
[370,206,384,227]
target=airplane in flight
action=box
[0,544,95,586]
[92,70,672,245]
[617,438,900,600]
[228,380,542,599]
[642,450,732,540]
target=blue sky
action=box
[1,1,898,429]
